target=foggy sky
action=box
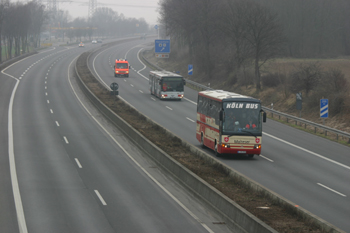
[21,0,160,25]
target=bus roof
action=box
[150,70,183,78]
[199,90,260,103]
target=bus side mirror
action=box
[263,111,266,122]
[129,65,131,69]
[219,110,224,121]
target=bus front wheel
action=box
[200,134,205,148]
[214,142,221,157]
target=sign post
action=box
[188,64,193,75]
[155,39,170,58]
[320,99,328,125]
[296,92,302,117]
[110,82,119,103]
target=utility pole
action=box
[46,0,57,13]
[88,0,97,20]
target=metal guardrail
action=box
[262,107,350,143]
[141,51,350,144]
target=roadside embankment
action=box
[73,42,345,233]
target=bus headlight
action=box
[254,144,261,149]
[221,144,230,148]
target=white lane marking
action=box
[186,117,195,123]
[139,90,143,93]
[166,106,172,111]
[94,190,107,205]
[63,136,69,144]
[75,158,82,168]
[50,109,53,114]
[92,49,114,90]
[2,56,31,233]
[151,97,156,101]
[130,84,134,87]
[55,121,60,127]
[264,132,350,170]
[68,56,213,233]
[136,48,148,80]
[45,86,47,89]
[260,155,274,162]
[47,100,50,104]
[317,183,346,197]
[184,97,196,105]
[45,92,48,96]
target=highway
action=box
[88,38,350,232]
[0,39,232,233]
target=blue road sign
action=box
[188,64,193,75]
[155,40,170,53]
[154,25,158,30]
[320,99,328,118]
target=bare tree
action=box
[0,0,10,62]
[242,1,285,90]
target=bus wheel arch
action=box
[200,133,205,148]
[214,140,221,157]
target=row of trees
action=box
[51,7,150,42]
[159,0,350,91]
[0,0,152,62]
[0,0,46,62]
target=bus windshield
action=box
[222,102,262,135]
[162,78,184,92]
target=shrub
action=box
[262,72,282,87]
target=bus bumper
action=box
[218,144,261,155]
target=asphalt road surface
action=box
[88,38,350,232]
[0,40,232,233]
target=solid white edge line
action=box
[317,183,346,197]
[2,56,32,233]
[263,132,350,170]
[94,190,107,205]
[69,55,214,233]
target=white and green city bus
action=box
[196,90,266,158]
[149,70,186,100]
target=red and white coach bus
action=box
[196,90,266,158]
